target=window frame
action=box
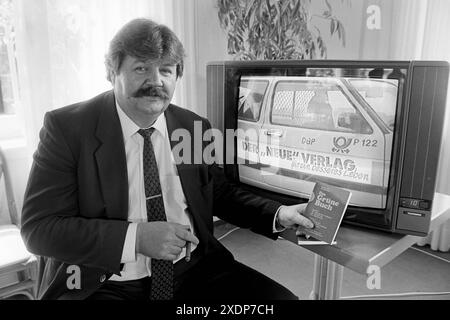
[237,79,269,123]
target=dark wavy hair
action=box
[105,18,185,82]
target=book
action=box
[297,182,352,245]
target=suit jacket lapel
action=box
[94,91,128,220]
[165,106,210,249]
[165,105,200,198]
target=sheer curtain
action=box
[12,0,197,153]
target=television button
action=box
[404,211,425,217]
[419,201,430,209]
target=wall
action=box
[192,0,231,117]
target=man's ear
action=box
[110,71,117,84]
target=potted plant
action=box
[217,0,347,60]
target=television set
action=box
[206,60,449,236]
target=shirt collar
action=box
[115,101,167,141]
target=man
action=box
[306,90,335,130]
[21,18,314,300]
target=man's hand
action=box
[136,222,199,261]
[277,204,314,231]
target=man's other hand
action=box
[277,204,314,231]
[136,222,199,260]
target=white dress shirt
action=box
[110,103,197,281]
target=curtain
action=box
[172,1,199,117]
[12,0,197,154]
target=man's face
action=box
[112,55,177,125]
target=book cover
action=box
[297,182,352,245]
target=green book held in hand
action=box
[297,182,352,245]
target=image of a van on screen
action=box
[237,75,399,210]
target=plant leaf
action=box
[339,22,346,46]
[325,0,332,13]
[245,0,256,19]
[280,0,291,16]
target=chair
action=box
[0,146,37,300]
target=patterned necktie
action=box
[138,128,173,300]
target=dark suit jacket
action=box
[20,90,282,300]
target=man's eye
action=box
[135,67,147,74]
[160,68,173,75]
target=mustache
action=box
[133,86,169,99]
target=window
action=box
[0,0,17,115]
[237,79,268,122]
[0,0,23,142]
[270,80,372,134]
[271,85,315,126]
[348,79,398,131]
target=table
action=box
[282,193,450,300]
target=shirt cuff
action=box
[273,205,287,233]
[121,223,138,263]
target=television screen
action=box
[237,69,403,210]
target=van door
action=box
[236,77,270,186]
[259,78,388,209]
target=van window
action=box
[270,80,373,134]
[238,79,268,122]
[348,79,398,131]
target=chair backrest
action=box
[0,146,19,226]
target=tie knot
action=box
[138,128,155,140]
